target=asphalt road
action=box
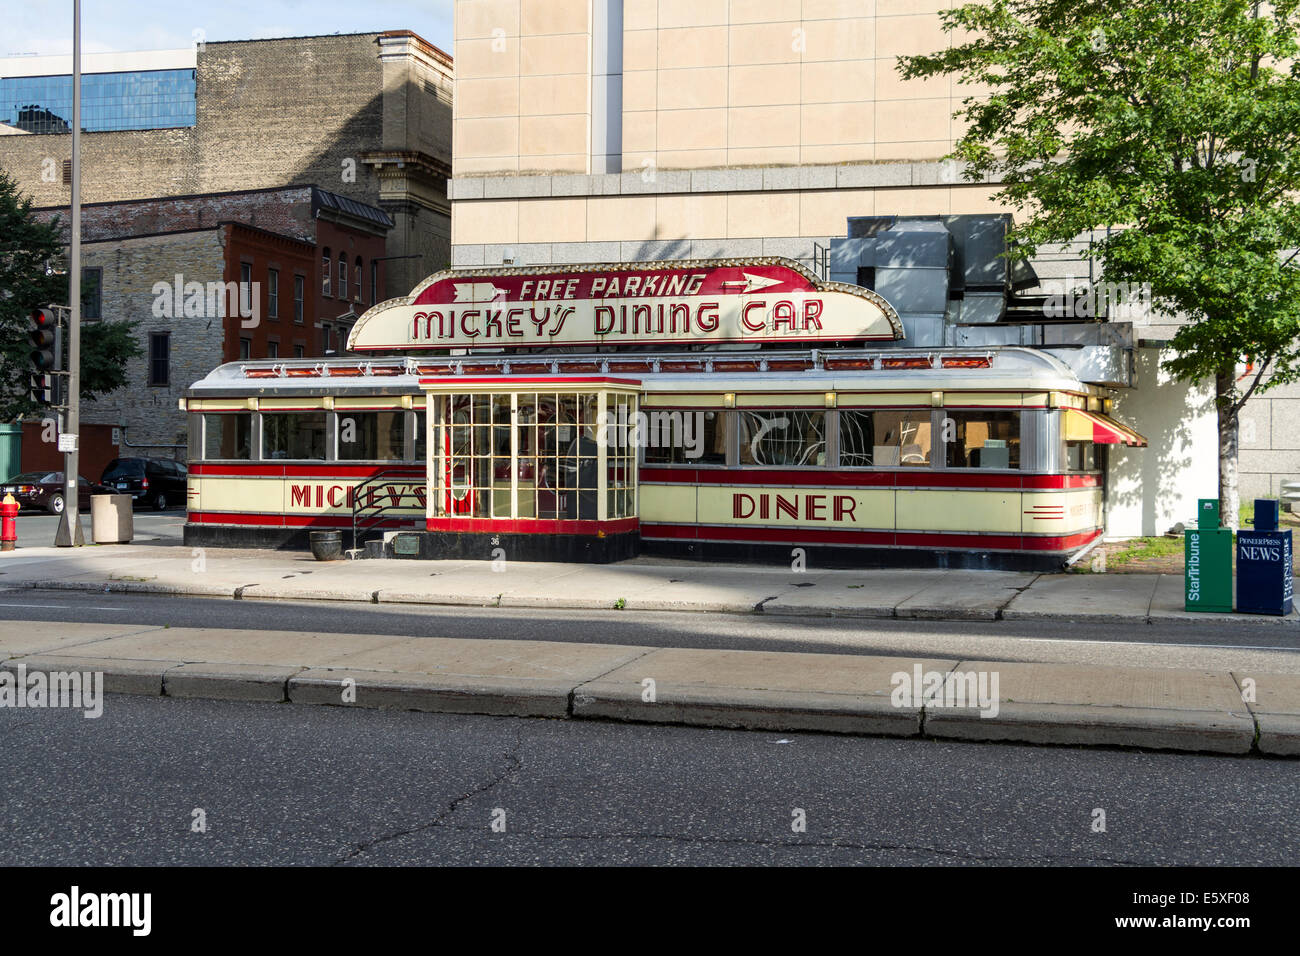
[0,692,1294,866]
[0,588,1295,672]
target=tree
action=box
[900,0,1300,528]
[0,168,142,423]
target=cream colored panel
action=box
[871,186,951,215]
[622,110,657,152]
[658,26,730,69]
[587,195,657,241]
[728,104,800,148]
[729,21,801,66]
[458,0,522,40]
[799,143,874,165]
[456,77,520,119]
[452,198,520,244]
[520,0,589,35]
[874,12,950,58]
[800,17,873,61]
[736,392,824,407]
[639,483,698,524]
[729,0,798,24]
[802,60,873,104]
[623,0,658,30]
[520,33,589,76]
[658,67,729,110]
[654,148,729,169]
[519,73,588,116]
[802,101,873,146]
[800,188,875,235]
[655,193,729,239]
[876,97,952,147]
[519,197,587,243]
[624,29,659,71]
[659,0,728,28]
[623,69,658,111]
[838,392,933,407]
[897,490,1020,533]
[520,114,588,157]
[729,63,801,107]
[455,117,519,162]
[657,108,728,151]
[727,191,798,238]
[456,37,520,80]
[726,146,801,166]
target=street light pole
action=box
[55,0,84,547]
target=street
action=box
[1,692,1294,866]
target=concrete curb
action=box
[3,648,1294,758]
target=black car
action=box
[0,472,115,515]
[100,457,188,511]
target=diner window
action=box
[262,411,327,460]
[839,409,933,467]
[338,410,406,461]
[338,255,347,300]
[642,409,726,465]
[148,332,170,386]
[355,256,364,302]
[203,413,252,460]
[267,268,279,318]
[293,274,305,322]
[322,248,331,296]
[1066,439,1097,472]
[414,410,427,462]
[737,410,826,467]
[944,410,1021,469]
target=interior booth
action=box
[410,376,642,561]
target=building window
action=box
[81,266,102,319]
[263,412,327,460]
[0,68,196,134]
[355,256,363,302]
[267,340,279,359]
[737,410,827,467]
[267,268,279,318]
[202,413,252,460]
[1065,440,1097,472]
[239,262,253,316]
[239,337,251,360]
[943,410,1021,469]
[322,325,332,354]
[371,260,378,305]
[322,248,331,296]
[293,344,305,358]
[338,255,347,300]
[148,332,170,386]
[293,274,304,323]
[839,409,933,467]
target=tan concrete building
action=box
[444,0,1298,536]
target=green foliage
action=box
[0,168,65,422]
[899,0,1300,405]
[0,168,143,421]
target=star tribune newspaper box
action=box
[1185,499,1233,613]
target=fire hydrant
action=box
[0,493,18,552]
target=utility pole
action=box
[55,0,84,547]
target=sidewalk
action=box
[1,543,1297,625]
[0,619,1294,756]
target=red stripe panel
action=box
[425,516,639,535]
[190,464,425,479]
[640,523,1101,552]
[188,512,419,530]
[641,468,1100,490]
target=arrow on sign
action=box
[723,272,785,293]
[453,282,507,303]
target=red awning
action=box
[1064,409,1148,446]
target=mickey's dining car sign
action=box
[347,258,903,352]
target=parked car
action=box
[99,457,188,511]
[0,472,115,515]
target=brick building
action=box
[1,30,452,299]
[33,186,393,451]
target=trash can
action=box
[1236,498,1294,615]
[1185,498,1232,612]
[90,493,134,544]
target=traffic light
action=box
[29,308,58,405]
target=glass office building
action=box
[0,68,196,133]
